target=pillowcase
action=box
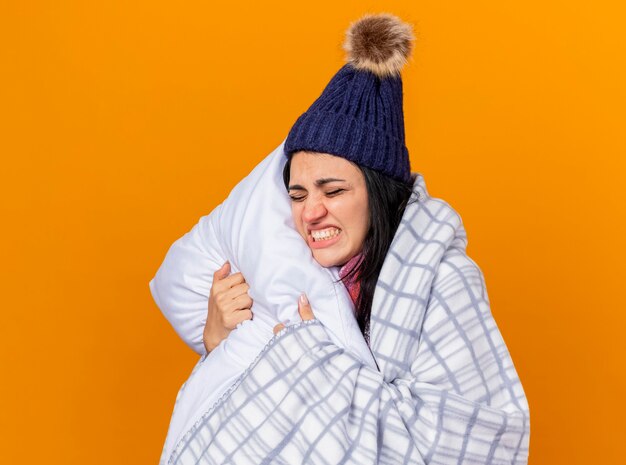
[150,139,376,457]
[149,139,374,366]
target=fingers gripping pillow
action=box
[149,139,376,458]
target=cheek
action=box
[357,214,369,241]
[334,199,367,235]
[354,199,370,240]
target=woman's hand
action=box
[203,261,253,353]
[273,293,315,335]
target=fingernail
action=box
[300,293,308,305]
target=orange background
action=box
[1,1,624,463]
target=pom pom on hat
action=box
[343,13,415,78]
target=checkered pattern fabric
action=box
[164,173,530,465]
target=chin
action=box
[312,251,347,269]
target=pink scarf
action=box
[338,253,363,306]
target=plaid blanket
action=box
[164,174,530,465]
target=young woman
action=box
[160,13,530,464]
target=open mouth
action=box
[310,227,342,242]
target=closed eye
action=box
[326,189,344,197]
[289,189,344,202]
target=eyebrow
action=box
[288,178,347,190]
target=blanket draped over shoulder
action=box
[165,174,530,465]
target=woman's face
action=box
[288,151,369,268]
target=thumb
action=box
[214,261,231,280]
[298,293,315,321]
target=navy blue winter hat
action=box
[284,13,415,184]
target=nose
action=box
[301,196,327,224]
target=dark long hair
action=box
[283,153,417,341]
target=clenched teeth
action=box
[311,227,341,242]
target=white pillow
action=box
[149,139,376,458]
